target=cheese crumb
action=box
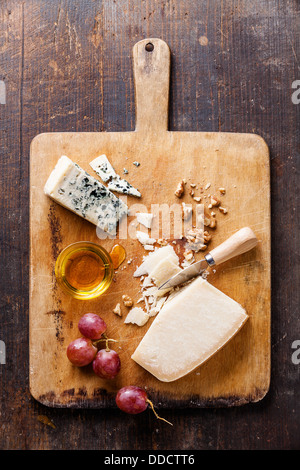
[182,202,192,220]
[124,307,149,326]
[136,230,156,246]
[144,244,155,251]
[137,212,154,229]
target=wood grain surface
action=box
[0,0,299,450]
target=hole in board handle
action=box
[145,42,154,52]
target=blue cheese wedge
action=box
[89,154,141,198]
[89,154,117,182]
[44,155,128,235]
[108,177,141,198]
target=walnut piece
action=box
[183,250,194,261]
[209,218,217,228]
[203,230,212,243]
[210,195,220,206]
[198,244,207,251]
[122,295,133,307]
[174,180,185,198]
[113,303,122,316]
[219,206,228,214]
[157,238,168,246]
[185,227,210,252]
[186,227,203,241]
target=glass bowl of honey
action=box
[55,242,114,300]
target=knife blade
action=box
[158,256,214,290]
[158,227,258,290]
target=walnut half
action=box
[122,295,133,307]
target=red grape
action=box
[78,313,107,340]
[116,386,148,414]
[116,386,173,425]
[66,337,97,367]
[93,349,121,379]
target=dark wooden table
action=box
[0,0,299,450]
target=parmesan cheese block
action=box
[131,277,248,382]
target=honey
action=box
[109,244,126,269]
[64,251,105,291]
[55,242,114,300]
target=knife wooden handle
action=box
[208,227,258,266]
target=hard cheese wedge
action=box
[44,155,128,235]
[131,276,248,382]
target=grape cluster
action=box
[66,313,121,380]
[66,313,172,425]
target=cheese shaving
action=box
[124,307,149,326]
[137,212,154,229]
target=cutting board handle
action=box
[133,38,170,133]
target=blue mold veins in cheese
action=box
[44,155,128,235]
[89,154,141,198]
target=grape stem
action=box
[93,336,118,352]
[146,399,173,426]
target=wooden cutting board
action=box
[29,38,271,408]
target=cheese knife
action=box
[158,227,258,290]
